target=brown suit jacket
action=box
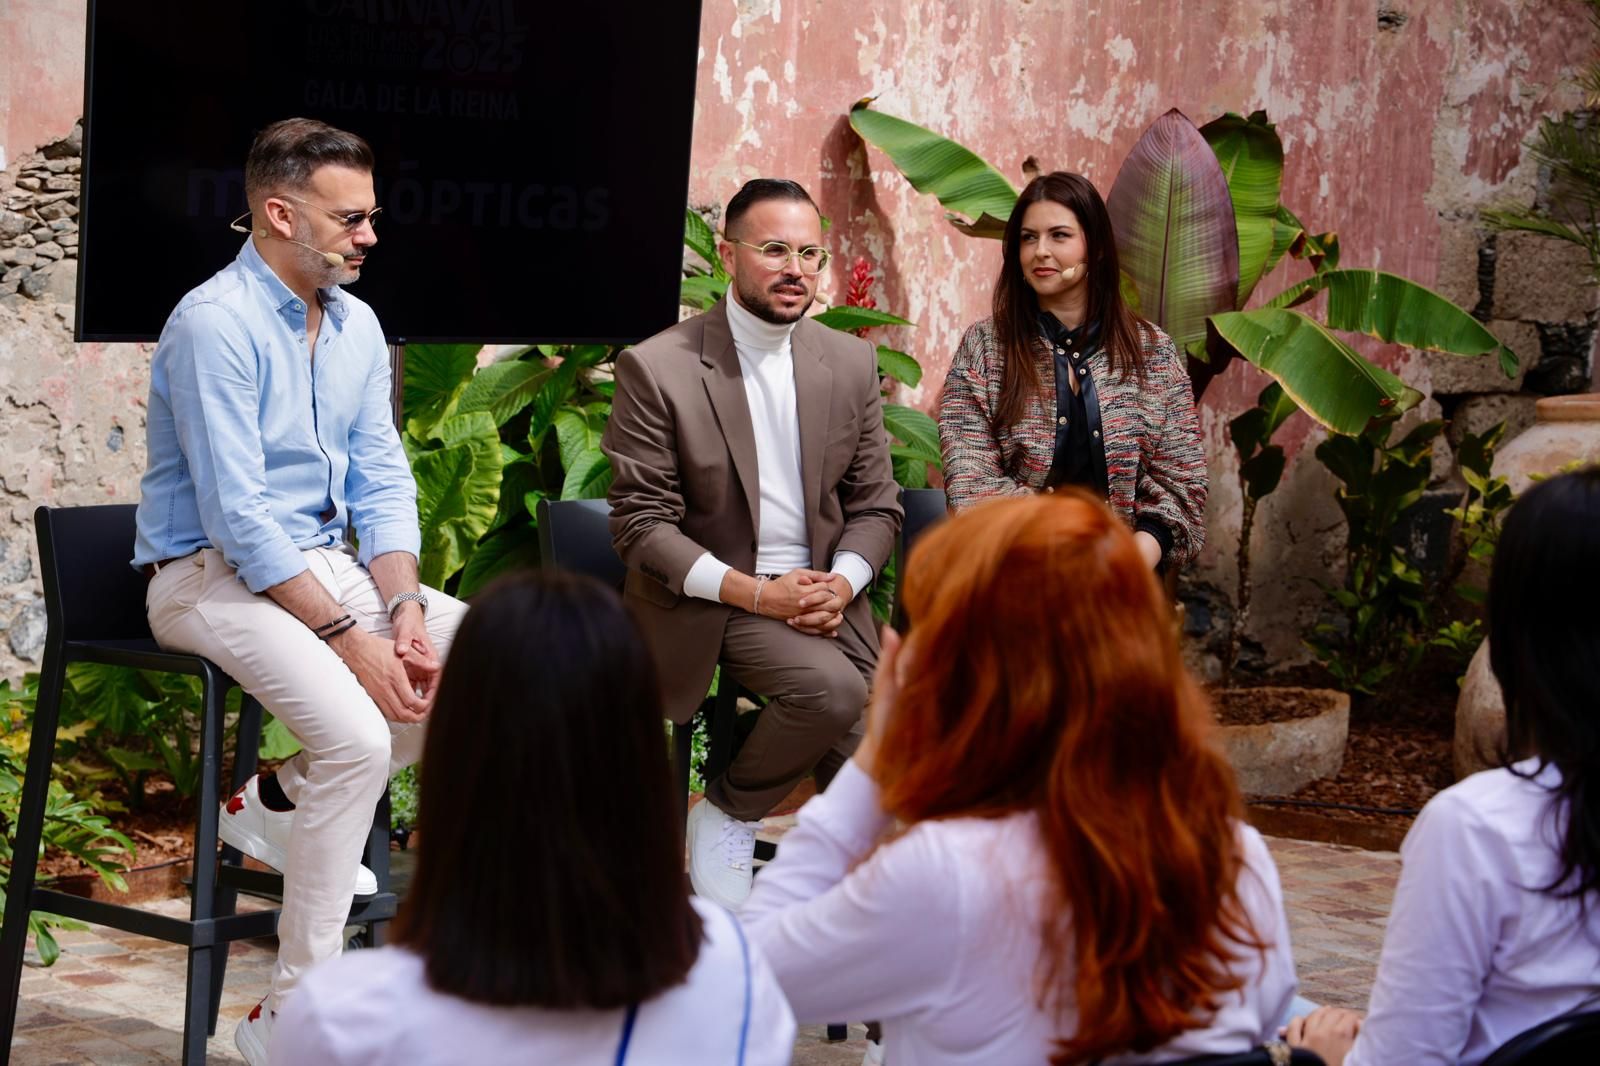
[602,299,903,723]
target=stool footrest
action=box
[31,888,399,948]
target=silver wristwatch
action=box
[386,591,429,620]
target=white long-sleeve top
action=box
[269,897,795,1065]
[742,760,1297,1065]
[1346,760,1600,1066]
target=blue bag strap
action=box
[613,1002,640,1066]
[727,907,753,1066]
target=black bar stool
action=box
[0,504,396,1065]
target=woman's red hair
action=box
[873,492,1262,1064]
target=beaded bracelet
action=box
[752,574,770,616]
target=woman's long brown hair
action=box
[872,493,1263,1064]
[993,172,1148,430]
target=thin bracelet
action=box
[313,613,352,635]
[752,574,770,616]
[318,617,358,642]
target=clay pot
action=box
[1491,394,1600,494]
[1213,687,1350,796]
[1454,640,1505,780]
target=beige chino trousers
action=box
[144,544,465,1011]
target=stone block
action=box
[33,241,63,262]
[0,538,32,585]
[59,231,78,248]
[1,265,28,284]
[43,175,77,193]
[38,201,76,221]
[0,211,26,238]
[1492,231,1599,322]
[15,177,41,192]
[7,599,46,662]
[1424,320,1531,395]
[1447,393,1538,447]
[2,247,37,267]
[19,272,49,300]
[40,260,78,303]
[1432,219,1486,309]
[12,234,34,249]
[48,217,73,232]
[44,159,72,174]
[27,227,50,242]
[1454,640,1504,779]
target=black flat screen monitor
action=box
[77,0,703,343]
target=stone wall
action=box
[0,123,152,680]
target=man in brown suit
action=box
[603,179,902,909]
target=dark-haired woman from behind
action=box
[743,492,1296,1065]
[269,572,796,1065]
[1289,467,1600,1066]
[939,171,1207,573]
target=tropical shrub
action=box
[0,675,134,966]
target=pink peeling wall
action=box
[1,0,1594,667]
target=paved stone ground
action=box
[7,836,1399,1064]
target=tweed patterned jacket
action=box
[938,316,1208,568]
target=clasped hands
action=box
[328,601,441,724]
[749,568,854,638]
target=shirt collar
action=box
[725,292,797,354]
[235,238,351,323]
[1038,310,1101,349]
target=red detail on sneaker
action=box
[248,1002,262,1023]
[226,790,246,815]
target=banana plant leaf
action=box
[1209,308,1423,435]
[413,412,505,587]
[1268,269,1519,377]
[1106,109,1241,354]
[812,306,912,331]
[684,206,721,269]
[1200,111,1284,307]
[1267,204,1340,278]
[454,360,551,427]
[848,101,1019,238]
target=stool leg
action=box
[672,717,693,824]
[359,789,392,948]
[183,670,226,1061]
[208,693,262,1033]
[0,648,68,1047]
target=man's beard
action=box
[294,220,358,286]
[735,271,812,324]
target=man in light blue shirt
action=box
[134,118,466,1065]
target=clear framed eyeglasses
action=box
[723,236,831,275]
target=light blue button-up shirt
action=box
[133,240,420,593]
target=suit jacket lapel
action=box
[791,323,833,546]
[700,301,762,533]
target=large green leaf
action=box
[684,206,720,270]
[559,447,613,500]
[413,412,505,587]
[1200,111,1284,306]
[811,306,913,331]
[401,344,480,439]
[883,404,941,465]
[1209,308,1423,435]
[554,404,608,472]
[1106,109,1241,351]
[457,523,541,598]
[1267,269,1519,377]
[681,274,729,311]
[876,346,923,388]
[848,102,1018,238]
[454,360,551,427]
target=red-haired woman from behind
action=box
[742,492,1297,1064]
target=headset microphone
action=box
[1061,263,1085,281]
[229,218,348,268]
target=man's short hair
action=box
[244,118,374,204]
[723,178,818,235]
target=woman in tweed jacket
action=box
[938,172,1208,570]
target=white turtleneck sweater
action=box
[681,293,874,604]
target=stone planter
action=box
[1491,393,1600,494]
[1214,687,1350,796]
[1455,640,1506,780]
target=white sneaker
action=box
[686,798,760,911]
[234,998,273,1065]
[861,1038,886,1065]
[220,774,379,897]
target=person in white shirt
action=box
[269,572,796,1065]
[743,492,1298,1066]
[603,178,901,911]
[1289,467,1600,1066]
